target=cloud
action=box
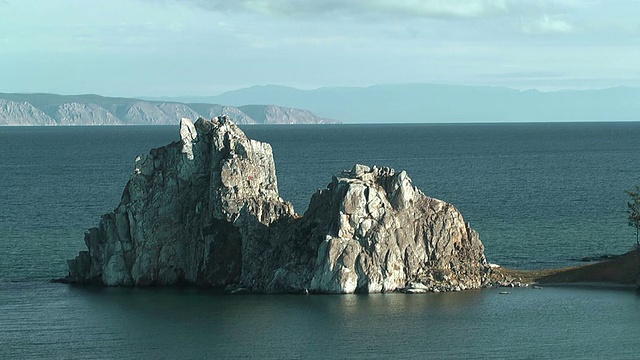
[183,0,510,19]
[478,70,565,79]
[365,0,509,18]
[521,15,574,34]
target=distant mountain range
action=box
[0,93,338,126]
[153,83,640,123]
[5,83,640,125]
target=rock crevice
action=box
[65,116,490,293]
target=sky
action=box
[1,0,640,97]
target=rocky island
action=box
[63,116,490,293]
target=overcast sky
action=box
[2,0,640,96]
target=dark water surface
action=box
[1,123,640,358]
[2,282,639,359]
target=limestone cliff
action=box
[54,102,121,125]
[65,116,490,293]
[0,93,339,126]
[0,99,55,125]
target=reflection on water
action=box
[2,282,639,359]
[2,124,640,358]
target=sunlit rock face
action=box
[0,99,56,125]
[300,164,490,293]
[66,117,490,293]
[67,116,294,286]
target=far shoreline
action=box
[494,249,640,290]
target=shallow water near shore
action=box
[1,123,640,358]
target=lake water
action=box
[1,123,640,358]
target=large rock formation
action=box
[304,165,488,293]
[65,116,490,293]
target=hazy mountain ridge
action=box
[164,83,640,123]
[0,99,56,126]
[0,93,338,126]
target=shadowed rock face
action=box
[67,116,294,286]
[66,116,490,293]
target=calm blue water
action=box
[1,123,640,358]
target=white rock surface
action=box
[0,94,339,125]
[66,117,490,293]
[0,100,56,125]
[180,118,197,160]
[55,102,122,125]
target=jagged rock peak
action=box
[179,117,197,160]
[299,164,490,293]
[64,117,490,294]
[66,116,294,286]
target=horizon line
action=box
[2,82,640,100]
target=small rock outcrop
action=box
[65,116,490,293]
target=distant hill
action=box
[0,93,339,126]
[7,84,640,125]
[159,83,640,123]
